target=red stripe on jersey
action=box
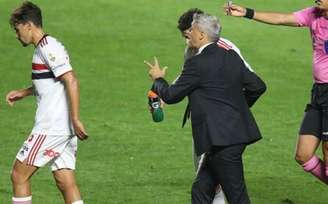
[217,42,230,50]
[30,135,46,166]
[27,134,46,166]
[218,40,232,49]
[32,63,48,70]
[27,135,42,165]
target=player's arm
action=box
[224,3,299,26]
[6,87,34,106]
[58,71,88,140]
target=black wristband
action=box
[244,8,254,19]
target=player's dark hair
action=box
[177,8,204,32]
[9,1,42,28]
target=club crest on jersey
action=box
[49,53,56,62]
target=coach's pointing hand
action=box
[144,56,168,81]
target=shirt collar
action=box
[36,34,49,47]
[196,42,214,55]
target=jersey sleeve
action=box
[293,7,316,27]
[40,40,72,78]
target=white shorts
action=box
[16,134,78,171]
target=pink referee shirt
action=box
[294,7,328,83]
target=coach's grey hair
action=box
[192,13,221,42]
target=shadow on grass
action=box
[280,199,295,204]
[247,173,328,204]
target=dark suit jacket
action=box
[152,43,266,156]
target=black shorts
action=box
[299,83,328,141]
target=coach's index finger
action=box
[154,56,159,67]
[144,60,154,69]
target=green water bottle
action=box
[148,90,164,122]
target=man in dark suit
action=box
[145,13,266,204]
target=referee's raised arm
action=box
[223,3,299,26]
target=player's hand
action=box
[223,3,246,17]
[6,90,26,106]
[72,119,88,141]
[144,56,168,81]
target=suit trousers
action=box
[191,144,250,204]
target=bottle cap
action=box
[148,90,158,98]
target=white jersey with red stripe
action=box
[217,38,253,72]
[31,35,73,135]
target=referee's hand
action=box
[223,3,246,17]
[73,119,88,140]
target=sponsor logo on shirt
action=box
[324,40,328,54]
[44,149,60,158]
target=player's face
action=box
[186,24,203,49]
[315,0,328,10]
[182,29,192,47]
[14,23,32,47]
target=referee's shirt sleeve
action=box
[40,40,73,78]
[293,7,315,27]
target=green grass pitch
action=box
[0,0,327,203]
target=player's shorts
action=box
[16,134,78,171]
[299,83,328,141]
